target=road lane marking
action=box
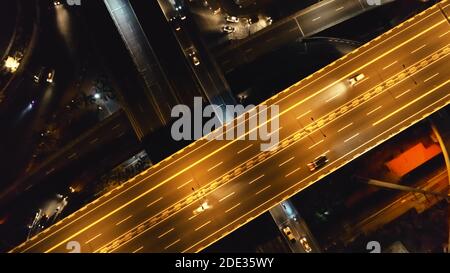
[335,6,344,12]
[312,16,321,22]
[67,153,77,159]
[89,138,98,144]
[255,185,271,196]
[337,122,353,133]
[164,239,180,250]
[411,44,426,54]
[188,214,198,221]
[132,246,143,253]
[158,228,174,239]
[439,30,450,38]
[249,174,265,185]
[366,105,383,116]
[85,233,102,244]
[225,203,241,213]
[146,197,163,208]
[423,72,439,83]
[68,18,446,219]
[285,168,301,178]
[298,0,334,15]
[185,92,450,253]
[195,221,211,231]
[382,61,398,70]
[115,215,132,226]
[47,26,444,244]
[268,127,282,137]
[207,161,223,172]
[33,16,447,254]
[20,27,442,251]
[344,133,360,143]
[237,144,253,154]
[395,89,411,99]
[308,139,324,150]
[112,124,121,130]
[296,110,311,119]
[46,168,55,175]
[219,192,235,202]
[177,179,193,190]
[373,79,450,126]
[278,157,295,167]
[326,93,340,103]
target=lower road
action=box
[10,1,450,253]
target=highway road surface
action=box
[214,0,395,72]
[9,0,450,253]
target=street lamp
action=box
[4,56,20,73]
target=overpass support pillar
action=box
[429,111,450,253]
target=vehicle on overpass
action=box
[348,73,365,86]
[307,155,328,172]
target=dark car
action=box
[307,155,328,172]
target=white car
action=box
[194,201,211,215]
[299,236,312,252]
[348,73,365,86]
[46,69,55,83]
[192,56,200,66]
[188,48,200,66]
[282,227,296,243]
[222,25,236,33]
[226,15,239,23]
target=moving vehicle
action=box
[348,73,365,86]
[307,155,328,172]
[222,25,236,33]
[33,67,45,83]
[226,15,239,23]
[299,236,312,252]
[187,47,201,66]
[282,227,296,243]
[169,16,182,31]
[46,69,55,83]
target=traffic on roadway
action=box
[9,0,450,253]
